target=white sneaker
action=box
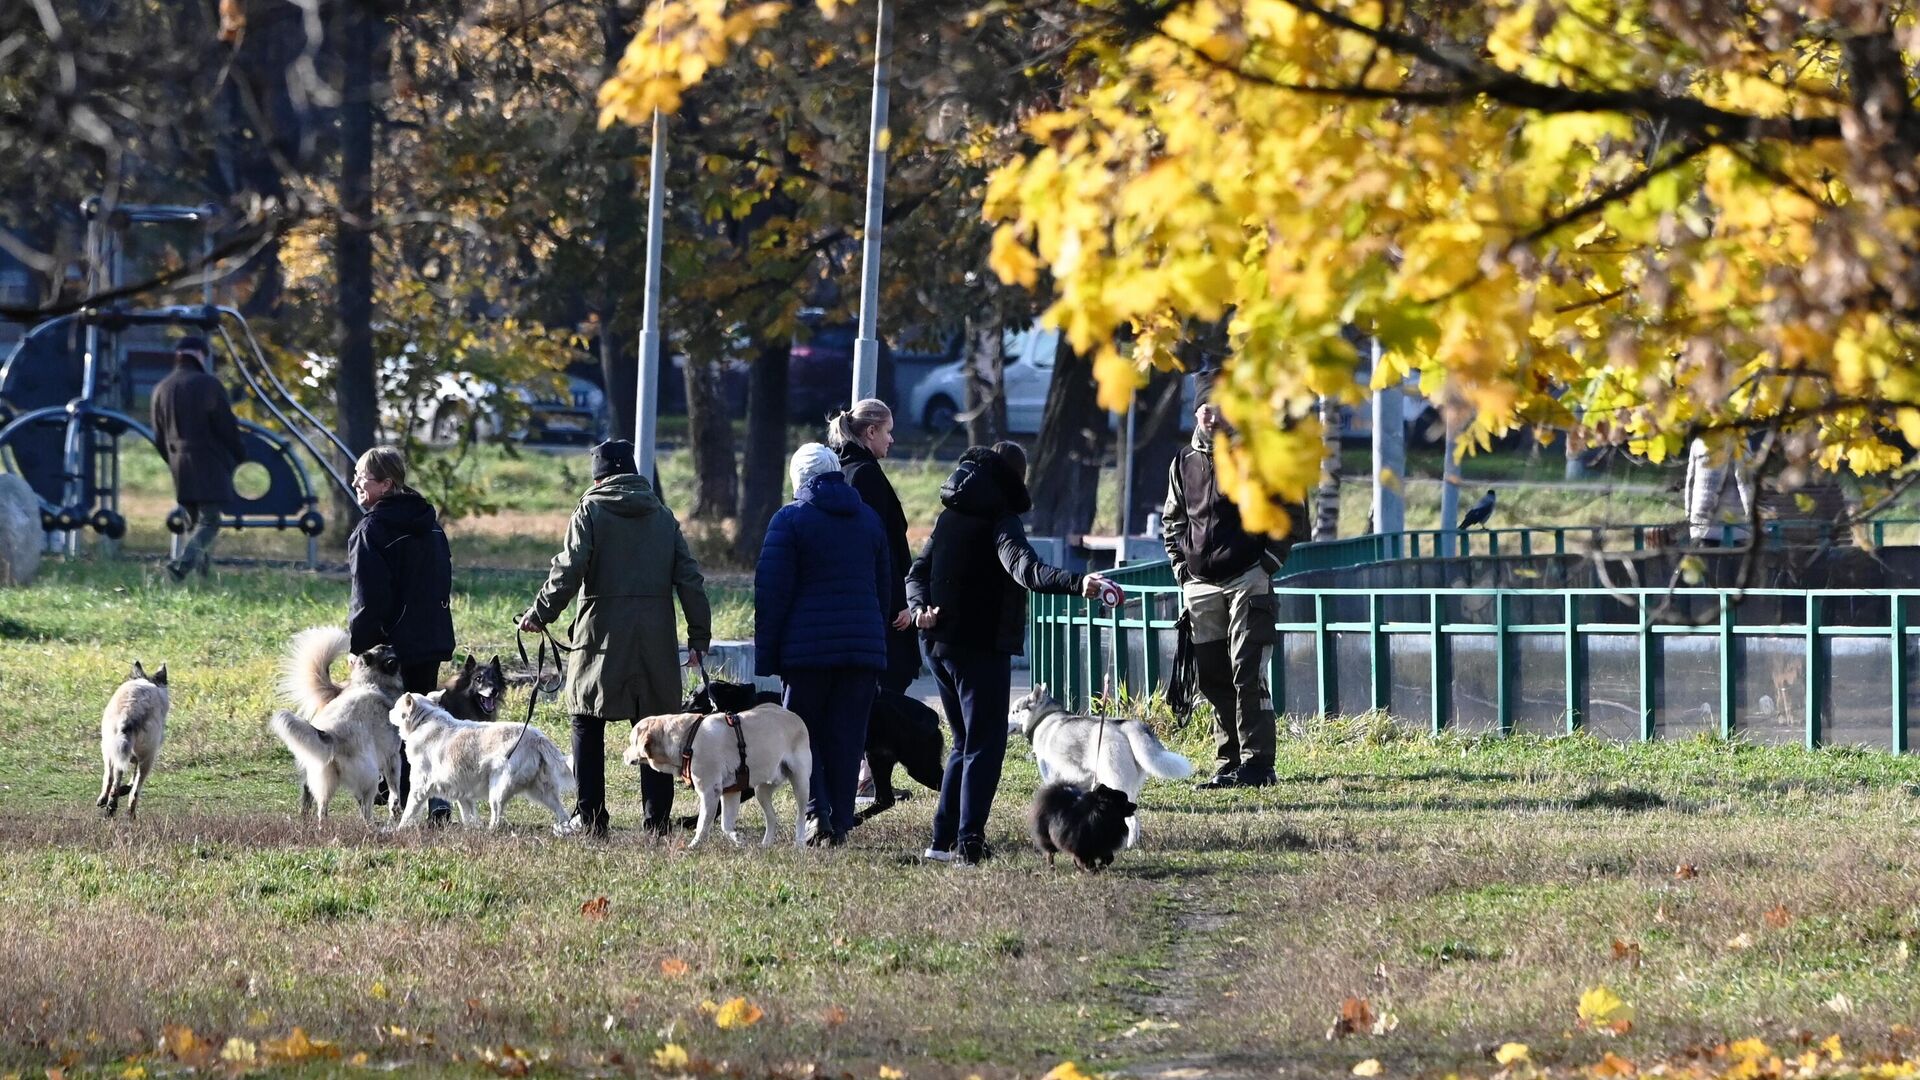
[922,847,954,863]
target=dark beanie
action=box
[591,439,637,481]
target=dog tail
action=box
[1124,723,1195,780]
[281,626,349,717]
[270,708,335,770]
[533,732,576,796]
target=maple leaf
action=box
[1351,1059,1383,1077]
[1592,1051,1635,1077]
[1576,986,1634,1033]
[1674,864,1699,880]
[712,997,763,1030]
[660,957,691,978]
[220,1036,259,1066]
[1326,997,1374,1040]
[652,1043,690,1070]
[878,1067,906,1080]
[1043,1064,1095,1080]
[581,896,611,919]
[1763,905,1791,928]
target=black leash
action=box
[683,653,751,793]
[508,624,572,760]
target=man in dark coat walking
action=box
[149,336,246,581]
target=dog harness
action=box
[679,711,752,795]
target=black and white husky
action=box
[1009,683,1193,848]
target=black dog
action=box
[438,654,506,721]
[1030,781,1137,872]
[687,680,945,821]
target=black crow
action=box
[1460,488,1497,530]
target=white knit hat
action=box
[788,442,840,496]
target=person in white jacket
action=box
[1683,436,1755,545]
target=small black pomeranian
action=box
[1030,781,1137,872]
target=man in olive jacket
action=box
[149,336,246,581]
[520,439,712,837]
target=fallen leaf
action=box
[1674,864,1698,880]
[370,980,389,1001]
[1764,904,1792,929]
[652,1044,690,1070]
[822,1005,850,1028]
[1576,986,1635,1033]
[712,997,763,1030]
[1823,1035,1845,1061]
[1729,1039,1772,1060]
[1327,997,1374,1040]
[1592,1050,1636,1077]
[263,1028,337,1062]
[581,896,611,919]
[1495,1043,1530,1066]
[878,1067,906,1080]
[660,957,691,978]
[1043,1064,1095,1080]
[1726,932,1755,950]
[119,1069,146,1080]
[1610,939,1642,972]
[349,1052,369,1066]
[1122,1018,1182,1038]
[246,1010,271,1029]
[1826,993,1855,1016]
[1351,1059,1383,1077]
[220,1036,258,1065]
[1370,1012,1399,1036]
[698,1000,719,1016]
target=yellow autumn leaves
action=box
[597,0,789,123]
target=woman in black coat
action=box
[906,442,1110,866]
[829,399,918,692]
[349,446,455,812]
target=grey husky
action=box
[97,661,169,819]
[1008,683,1193,848]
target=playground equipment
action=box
[0,200,354,565]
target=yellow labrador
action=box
[627,704,812,848]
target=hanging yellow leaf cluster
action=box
[982,0,1920,533]
[598,0,789,123]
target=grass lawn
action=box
[8,561,1920,1076]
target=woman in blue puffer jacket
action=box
[755,442,891,846]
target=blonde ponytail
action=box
[826,398,893,450]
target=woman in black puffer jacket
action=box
[830,399,918,692]
[348,446,454,812]
[905,441,1108,866]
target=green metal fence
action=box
[1030,581,1920,750]
[1027,520,1920,750]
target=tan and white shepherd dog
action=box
[269,627,406,822]
[97,661,169,819]
[627,704,813,848]
[389,692,575,829]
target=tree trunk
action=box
[1313,396,1341,541]
[595,0,639,442]
[684,355,738,523]
[1027,336,1107,537]
[1126,367,1186,535]
[734,338,790,565]
[963,310,1005,447]
[331,0,382,538]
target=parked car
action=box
[908,324,1063,434]
[422,369,609,445]
[790,309,962,421]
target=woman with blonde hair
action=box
[829,399,918,691]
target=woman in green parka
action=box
[520,439,712,837]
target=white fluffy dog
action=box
[268,627,405,823]
[390,692,575,829]
[627,704,812,848]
